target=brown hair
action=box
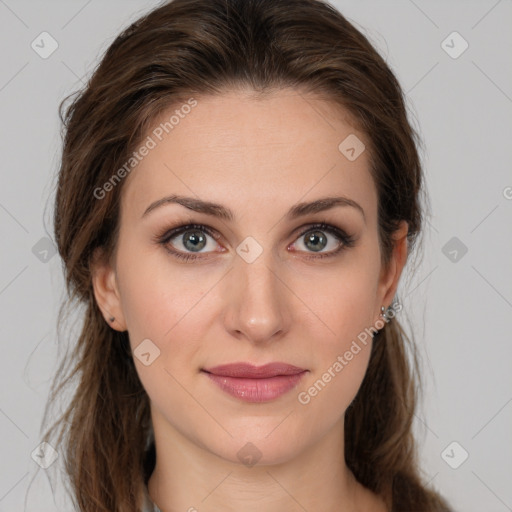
[40,0,452,510]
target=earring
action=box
[380,305,389,322]
[109,316,115,323]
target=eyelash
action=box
[154,222,356,262]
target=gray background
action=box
[1,0,511,510]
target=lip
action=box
[202,363,308,403]
[203,362,307,378]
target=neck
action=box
[147,407,385,512]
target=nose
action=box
[223,248,291,345]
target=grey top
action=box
[142,485,162,512]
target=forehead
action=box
[121,88,377,224]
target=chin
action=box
[197,420,311,468]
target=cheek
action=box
[297,323,373,417]
[117,261,209,417]
[113,256,211,417]
[116,242,209,343]
[293,258,378,411]
[294,257,379,347]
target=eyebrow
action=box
[142,194,366,223]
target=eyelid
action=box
[156,221,347,244]
[155,223,222,248]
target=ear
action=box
[375,220,409,319]
[90,247,127,331]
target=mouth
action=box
[201,362,308,402]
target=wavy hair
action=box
[40,0,452,510]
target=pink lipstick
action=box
[202,362,307,402]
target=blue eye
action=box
[291,223,355,259]
[156,224,220,261]
[155,222,355,262]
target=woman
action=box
[42,0,453,510]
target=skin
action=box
[92,87,408,512]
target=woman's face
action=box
[93,88,407,465]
